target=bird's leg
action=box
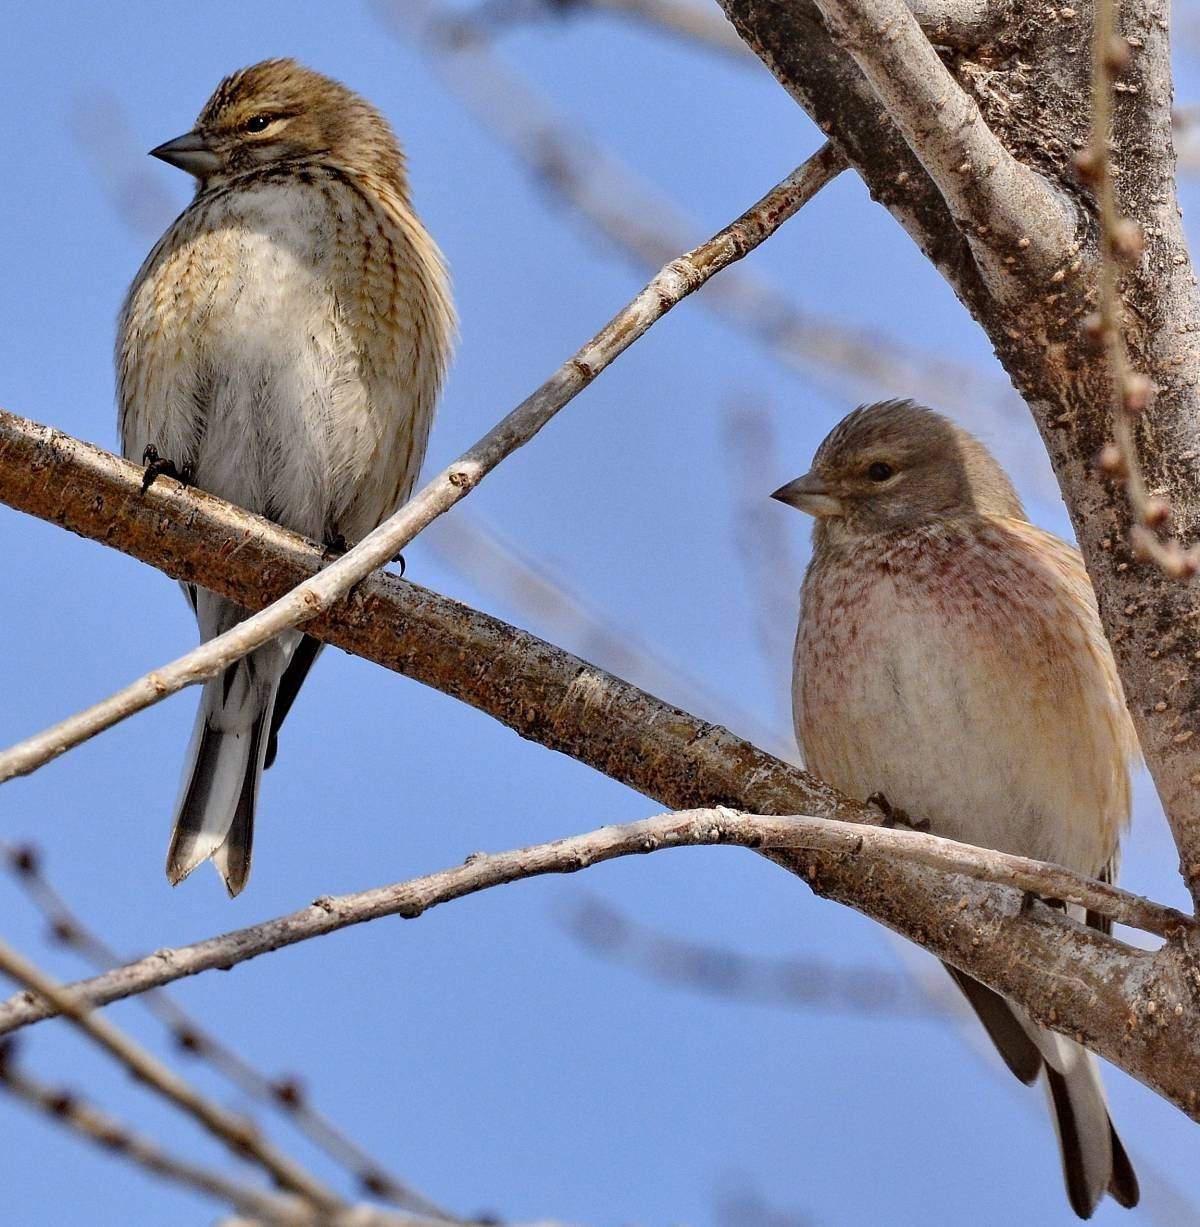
[140,445,193,494]
[867,791,931,833]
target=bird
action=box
[773,400,1140,1218]
[117,59,454,896]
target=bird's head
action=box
[771,399,1025,545]
[149,58,407,193]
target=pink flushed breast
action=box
[793,516,1134,872]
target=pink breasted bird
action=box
[775,400,1139,1218]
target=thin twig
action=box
[0,843,457,1222]
[0,808,1183,1036]
[1085,0,1199,577]
[0,144,841,786]
[0,938,344,1216]
[0,1045,329,1226]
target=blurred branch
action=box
[450,0,755,60]
[376,0,1030,432]
[564,896,955,1015]
[0,937,344,1216]
[0,143,842,785]
[0,411,1195,1117]
[425,514,795,760]
[0,1042,338,1227]
[0,843,456,1222]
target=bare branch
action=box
[0,143,841,785]
[0,410,1197,1115]
[811,0,1078,287]
[0,938,344,1216]
[0,1047,334,1227]
[0,809,1187,1055]
[0,843,456,1222]
[453,0,757,60]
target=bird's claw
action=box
[867,791,930,833]
[392,551,406,577]
[140,445,193,493]
[322,533,348,561]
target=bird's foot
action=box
[322,532,348,561]
[1020,890,1066,914]
[140,445,193,494]
[392,551,406,577]
[867,791,930,833]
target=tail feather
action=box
[167,590,299,896]
[210,701,270,897]
[166,712,253,885]
[949,961,1138,1218]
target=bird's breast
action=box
[793,522,1130,873]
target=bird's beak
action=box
[770,472,844,517]
[149,131,222,177]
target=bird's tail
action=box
[948,964,1139,1218]
[1039,1029,1139,1218]
[167,592,299,896]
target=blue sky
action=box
[1,3,1199,1225]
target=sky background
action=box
[1,3,1199,1225]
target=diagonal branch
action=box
[810,0,1078,286]
[0,938,344,1216]
[0,143,842,786]
[0,842,457,1222]
[0,1049,337,1227]
[0,408,1198,1114]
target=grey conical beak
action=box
[770,472,844,517]
[149,131,222,177]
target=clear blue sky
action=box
[2,3,1198,1224]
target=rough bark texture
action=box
[2,410,1198,1118]
[719,0,1200,902]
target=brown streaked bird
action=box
[118,59,454,895]
[773,400,1139,1219]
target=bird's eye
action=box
[867,461,895,482]
[245,115,273,133]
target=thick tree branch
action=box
[1,413,1198,1112]
[811,0,1078,286]
[0,145,841,786]
[719,0,1200,908]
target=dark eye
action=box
[867,461,895,482]
[245,115,273,133]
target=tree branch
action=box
[0,842,456,1222]
[0,808,1183,1023]
[811,0,1078,287]
[1,408,1199,1114]
[0,144,841,786]
[0,938,344,1216]
[0,1049,347,1227]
